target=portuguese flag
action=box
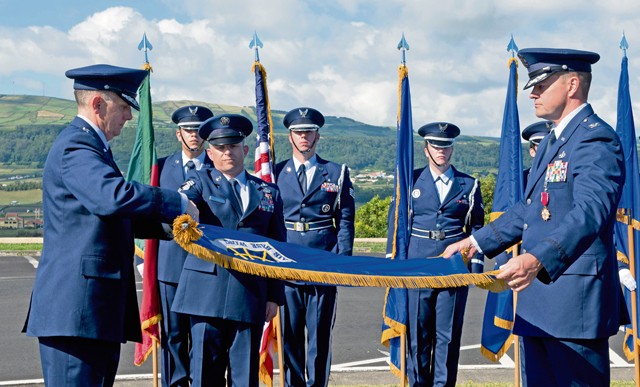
[126,69,162,366]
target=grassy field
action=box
[0,189,42,205]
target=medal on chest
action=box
[540,189,550,221]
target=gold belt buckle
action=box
[294,222,308,232]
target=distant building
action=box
[354,171,393,182]
[0,212,24,229]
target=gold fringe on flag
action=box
[173,215,507,292]
[480,334,515,363]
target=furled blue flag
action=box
[480,52,523,362]
[172,215,505,289]
[614,48,640,361]
[380,62,414,379]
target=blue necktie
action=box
[231,179,243,210]
[298,164,307,195]
[184,160,196,176]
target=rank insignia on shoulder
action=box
[81,127,90,133]
[588,122,600,128]
[349,187,355,198]
[179,180,195,191]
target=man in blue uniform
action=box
[521,120,551,186]
[444,48,625,386]
[275,107,355,387]
[172,114,286,386]
[388,122,483,386]
[24,64,199,385]
[157,105,213,386]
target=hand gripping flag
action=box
[126,68,162,366]
[480,52,523,362]
[614,47,640,361]
[380,62,414,379]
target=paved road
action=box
[0,253,634,385]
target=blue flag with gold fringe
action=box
[172,215,506,290]
[380,59,414,379]
[614,44,640,361]
[480,48,523,362]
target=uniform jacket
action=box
[25,116,183,343]
[388,166,484,272]
[275,156,355,255]
[474,104,625,339]
[157,151,212,283]
[172,168,286,324]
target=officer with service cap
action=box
[156,105,214,386]
[172,114,286,386]
[445,48,625,386]
[24,64,199,385]
[275,107,355,387]
[388,121,483,386]
[521,120,551,187]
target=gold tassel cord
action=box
[172,215,507,292]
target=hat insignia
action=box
[220,116,230,126]
[299,108,308,118]
[189,106,198,115]
[438,123,448,133]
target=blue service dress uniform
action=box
[157,151,212,387]
[25,116,184,385]
[275,155,355,387]
[389,166,484,387]
[172,167,286,387]
[473,104,625,386]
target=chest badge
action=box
[412,189,421,198]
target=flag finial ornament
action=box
[397,33,410,65]
[249,31,264,62]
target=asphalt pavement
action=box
[0,252,635,386]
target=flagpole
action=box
[626,208,640,383]
[275,309,285,387]
[152,340,159,387]
[512,245,520,387]
[141,33,160,387]
[398,33,409,387]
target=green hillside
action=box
[0,94,537,206]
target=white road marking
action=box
[22,255,38,269]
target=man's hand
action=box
[620,268,637,292]
[265,301,278,322]
[442,237,477,259]
[496,253,542,292]
[186,200,199,220]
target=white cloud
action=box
[2,1,640,137]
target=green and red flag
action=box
[126,64,162,366]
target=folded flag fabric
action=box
[172,215,506,291]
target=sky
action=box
[2,0,640,137]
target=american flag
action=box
[252,53,278,386]
[252,60,275,183]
